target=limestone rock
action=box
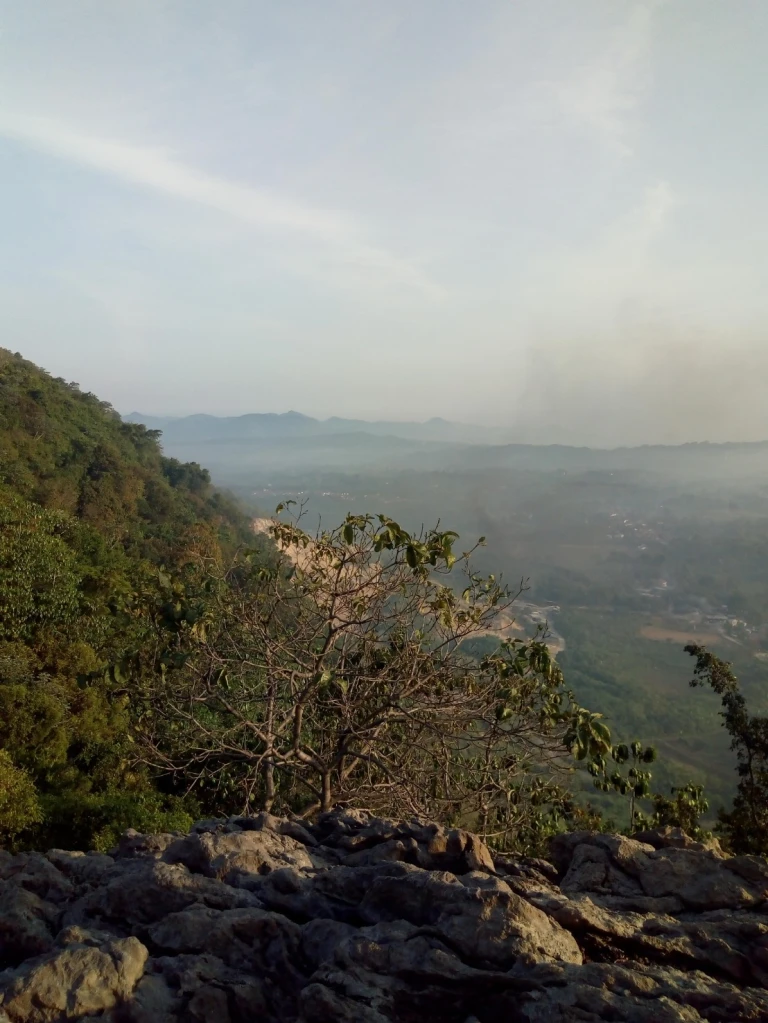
[129,953,275,1023]
[552,830,768,911]
[1,812,768,1021]
[228,812,318,848]
[113,830,179,861]
[0,855,73,905]
[45,852,114,889]
[0,884,58,967]
[63,859,260,931]
[298,919,534,1022]
[313,811,496,874]
[0,935,146,1022]
[163,826,313,884]
[632,826,725,856]
[357,863,582,966]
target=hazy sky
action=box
[1,1,767,444]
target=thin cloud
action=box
[601,179,677,252]
[518,178,678,331]
[548,0,665,156]
[0,110,441,297]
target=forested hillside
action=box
[0,349,251,552]
[0,350,257,850]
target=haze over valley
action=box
[3,0,768,944]
[119,405,768,814]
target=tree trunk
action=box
[263,759,276,813]
[321,771,333,813]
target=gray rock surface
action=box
[0,933,147,1022]
[0,815,766,1021]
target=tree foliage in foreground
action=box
[648,783,709,840]
[137,510,615,852]
[687,644,768,854]
[590,740,657,832]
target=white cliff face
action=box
[1,811,767,1023]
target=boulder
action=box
[298,919,535,1023]
[130,953,274,1023]
[228,813,318,848]
[0,884,58,967]
[63,859,260,931]
[314,811,496,874]
[148,905,303,975]
[632,827,725,856]
[163,827,314,884]
[0,856,73,905]
[551,831,768,911]
[0,935,146,1022]
[358,862,582,967]
[508,959,768,1022]
[113,830,179,861]
[45,852,115,888]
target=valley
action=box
[164,423,768,816]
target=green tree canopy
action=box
[0,350,255,849]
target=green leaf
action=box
[592,721,611,743]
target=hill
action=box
[0,350,258,850]
[1,351,251,557]
[124,409,505,445]
[124,408,768,483]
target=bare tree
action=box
[137,510,603,849]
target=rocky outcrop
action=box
[1,813,767,1022]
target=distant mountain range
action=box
[124,411,509,445]
[124,410,768,483]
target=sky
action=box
[1,0,767,445]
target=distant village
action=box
[605,509,762,651]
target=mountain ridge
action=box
[124,410,509,445]
[123,409,768,481]
[125,410,768,452]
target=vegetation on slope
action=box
[0,350,255,849]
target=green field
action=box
[557,608,768,814]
